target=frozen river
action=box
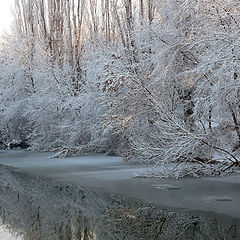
[0,150,240,239]
[0,149,240,225]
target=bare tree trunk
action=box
[124,0,138,64]
[228,104,240,144]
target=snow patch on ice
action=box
[0,225,22,240]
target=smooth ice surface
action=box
[1,150,240,224]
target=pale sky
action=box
[0,0,14,36]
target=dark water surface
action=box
[0,150,240,239]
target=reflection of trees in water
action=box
[0,165,239,240]
[23,217,96,240]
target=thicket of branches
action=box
[0,0,240,178]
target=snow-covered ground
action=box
[1,150,240,224]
